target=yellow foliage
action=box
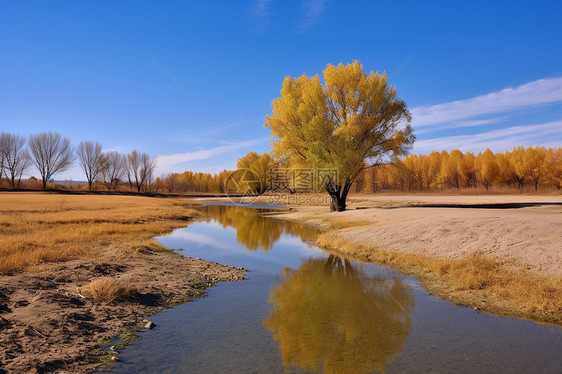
[264,61,414,210]
[234,151,276,194]
[358,146,561,192]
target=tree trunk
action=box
[325,179,353,212]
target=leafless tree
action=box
[0,141,5,182]
[77,141,106,190]
[28,132,74,189]
[100,151,124,191]
[0,133,31,188]
[125,150,155,192]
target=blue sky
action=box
[1,0,561,180]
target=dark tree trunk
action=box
[325,178,353,212]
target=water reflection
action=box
[264,255,414,374]
[197,205,319,250]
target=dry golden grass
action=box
[80,276,137,303]
[0,192,200,275]
[317,233,562,325]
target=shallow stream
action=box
[102,204,562,373]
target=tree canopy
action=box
[265,61,414,211]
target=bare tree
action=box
[100,151,124,191]
[77,141,105,190]
[28,132,74,189]
[0,133,31,188]
[0,141,4,182]
[126,150,155,192]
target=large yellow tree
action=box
[264,61,414,211]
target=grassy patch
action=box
[317,233,562,325]
[0,192,200,275]
[80,277,137,303]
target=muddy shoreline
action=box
[0,246,245,373]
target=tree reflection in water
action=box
[264,255,414,374]
[198,205,319,251]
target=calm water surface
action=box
[102,204,562,374]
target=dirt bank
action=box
[0,246,245,374]
[0,193,246,373]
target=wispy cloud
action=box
[248,0,273,31]
[154,137,269,174]
[411,77,562,128]
[413,120,562,153]
[295,0,327,33]
[416,116,509,134]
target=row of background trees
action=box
[0,132,155,192]
[154,147,561,195]
[353,146,562,193]
[2,132,560,194]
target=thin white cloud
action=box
[411,77,562,128]
[415,116,509,134]
[154,137,269,174]
[249,0,273,31]
[295,0,327,33]
[413,120,562,153]
[450,117,507,129]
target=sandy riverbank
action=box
[279,194,562,277]
[270,193,562,324]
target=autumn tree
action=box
[544,148,562,189]
[28,132,74,189]
[234,151,276,195]
[77,141,106,190]
[0,132,30,188]
[265,61,414,211]
[459,152,477,188]
[439,149,462,189]
[100,150,124,191]
[477,149,499,191]
[524,146,546,191]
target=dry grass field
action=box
[0,192,199,275]
[0,192,245,373]
[317,234,562,325]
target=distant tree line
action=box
[153,170,231,194]
[354,147,562,193]
[0,131,155,192]
[152,152,276,195]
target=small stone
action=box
[144,321,155,329]
[111,356,118,362]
